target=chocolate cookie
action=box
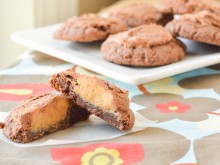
[109,3,173,27]
[101,24,186,67]
[50,70,135,131]
[166,11,220,46]
[54,13,128,42]
[1,93,90,143]
[157,0,220,15]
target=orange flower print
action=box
[51,143,144,165]
[0,84,54,101]
[156,101,191,113]
[81,147,123,165]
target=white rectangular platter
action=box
[11,24,220,85]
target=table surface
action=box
[0,51,219,165]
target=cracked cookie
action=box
[101,24,186,66]
[109,3,173,27]
[1,93,90,143]
[157,0,220,15]
[54,13,128,42]
[166,11,220,46]
[50,70,134,131]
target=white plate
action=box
[11,24,220,85]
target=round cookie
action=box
[101,24,186,67]
[166,11,220,46]
[157,0,220,15]
[54,13,128,42]
[109,3,173,28]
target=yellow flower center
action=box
[92,154,111,165]
[81,147,123,165]
[168,106,178,111]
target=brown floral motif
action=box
[194,133,220,165]
[179,74,220,94]
[144,77,185,95]
[131,93,220,122]
[32,51,70,66]
[100,128,190,165]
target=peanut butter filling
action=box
[73,77,113,111]
[30,96,69,132]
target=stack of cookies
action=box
[54,0,220,67]
[53,2,187,67]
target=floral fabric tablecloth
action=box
[0,51,220,165]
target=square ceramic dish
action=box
[11,24,220,84]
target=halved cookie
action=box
[1,93,90,143]
[101,24,186,66]
[54,13,128,42]
[109,3,173,27]
[50,70,134,131]
[166,11,220,46]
